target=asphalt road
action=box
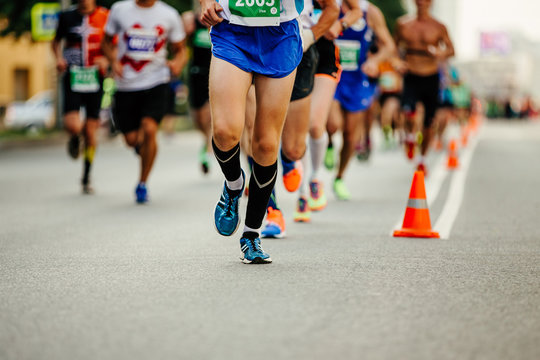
[1,119,539,360]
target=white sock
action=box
[309,133,328,181]
[418,155,426,164]
[298,149,310,196]
[243,224,261,235]
[226,173,244,191]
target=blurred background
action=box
[0,0,538,141]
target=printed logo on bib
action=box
[70,66,99,93]
[193,28,212,49]
[335,39,361,71]
[229,0,280,26]
[121,24,166,72]
[126,28,159,61]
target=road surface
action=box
[1,119,539,360]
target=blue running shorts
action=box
[210,20,302,79]
[335,77,379,112]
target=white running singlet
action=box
[105,0,186,91]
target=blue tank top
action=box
[335,0,372,78]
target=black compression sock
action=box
[242,231,259,240]
[212,139,241,182]
[245,160,278,229]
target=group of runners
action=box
[53,0,458,264]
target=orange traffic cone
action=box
[447,139,459,169]
[394,171,439,238]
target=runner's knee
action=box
[124,133,138,147]
[252,136,279,158]
[213,123,242,148]
[281,139,305,161]
[141,118,158,138]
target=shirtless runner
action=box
[395,0,454,174]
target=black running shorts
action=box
[62,73,103,119]
[188,66,210,109]
[114,83,169,134]
[315,38,341,80]
[291,44,319,101]
[379,92,401,107]
[401,73,440,127]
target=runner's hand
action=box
[324,21,342,40]
[427,45,446,61]
[302,28,315,52]
[167,59,183,77]
[361,59,379,78]
[94,56,109,76]
[200,0,223,27]
[56,58,68,73]
[112,60,124,78]
[391,58,408,74]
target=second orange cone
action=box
[394,171,440,238]
[447,139,459,169]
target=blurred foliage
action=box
[370,0,406,34]
[0,0,404,38]
[0,0,192,37]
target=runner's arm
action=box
[51,12,67,73]
[393,17,406,58]
[362,5,396,77]
[101,34,122,78]
[428,24,455,61]
[325,0,362,40]
[182,11,196,37]
[167,40,188,77]
[311,0,339,40]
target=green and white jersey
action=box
[218,0,304,26]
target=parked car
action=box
[4,90,55,130]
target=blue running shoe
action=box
[240,237,272,264]
[214,170,245,236]
[135,183,148,204]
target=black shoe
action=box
[68,135,80,159]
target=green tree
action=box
[370,0,406,35]
[0,0,192,37]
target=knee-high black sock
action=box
[212,139,241,182]
[245,160,278,232]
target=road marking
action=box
[434,128,482,239]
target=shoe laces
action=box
[224,192,236,217]
[310,182,319,197]
[298,197,307,211]
[248,238,262,253]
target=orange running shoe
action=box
[261,207,286,238]
[282,161,303,192]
